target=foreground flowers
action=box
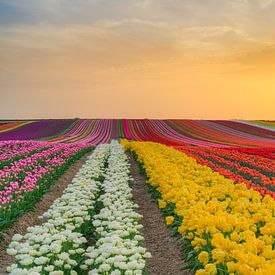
[122,140,275,275]
[7,141,150,274]
[0,140,91,230]
[85,141,151,274]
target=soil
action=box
[0,153,91,274]
[129,154,193,275]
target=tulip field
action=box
[0,119,274,147]
[0,119,274,274]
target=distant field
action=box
[0,119,274,147]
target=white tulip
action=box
[20,256,33,266]
[12,234,23,242]
[88,269,99,275]
[7,248,17,256]
[54,259,64,266]
[44,265,55,272]
[99,263,111,272]
[64,264,72,269]
[49,271,64,275]
[34,256,48,265]
[10,268,29,275]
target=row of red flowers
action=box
[211,147,274,176]
[230,147,275,160]
[175,146,275,199]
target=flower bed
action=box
[0,142,92,230]
[122,140,275,275]
[85,140,151,274]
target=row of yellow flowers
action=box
[121,140,275,275]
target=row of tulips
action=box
[0,140,50,169]
[85,140,151,274]
[230,147,275,160]
[6,143,110,274]
[211,148,274,176]
[122,140,275,275]
[7,141,149,274]
[175,146,274,198]
[0,141,91,230]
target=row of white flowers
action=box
[85,140,151,275]
[7,144,111,275]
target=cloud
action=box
[1,17,273,82]
[0,0,274,76]
[0,0,275,45]
[0,19,264,53]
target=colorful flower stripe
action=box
[229,147,275,160]
[167,120,275,148]
[167,120,243,147]
[0,120,74,141]
[85,140,150,274]
[0,119,274,147]
[175,146,274,198]
[215,121,275,140]
[124,119,275,147]
[123,140,275,275]
[122,119,274,148]
[124,120,227,147]
[43,119,113,146]
[235,120,275,132]
[201,121,274,146]
[0,141,90,230]
[0,121,34,134]
[44,120,97,143]
[7,143,110,274]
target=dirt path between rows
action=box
[129,154,193,275]
[0,153,91,274]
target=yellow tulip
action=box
[226,261,237,273]
[158,199,167,209]
[195,269,208,275]
[205,264,217,274]
[165,216,174,225]
[198,251,209,266]
[212,249,226,264]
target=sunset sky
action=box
[0,0,274,119]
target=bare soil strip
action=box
[129,154,193,275]
[0,153,91,273]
